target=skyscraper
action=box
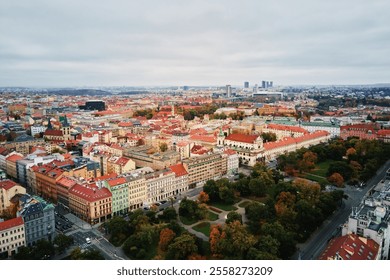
[244,81,249,88]
[226,85,232,97]
[262,81,266,88]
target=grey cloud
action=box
[0,0,390,86]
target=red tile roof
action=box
[225,133,259,144]
[176,140,191,147]
[264,131,329,151]
[44,129,63,136]
[378,129,390,136]
[57,176,77,189]
[319,234,379,260]
[223,149,237,156]
[266,123,308,134]
[6,154,23,163]
[189,135,217,143]
[69,184,112,203]
[169,163,188,177]
[118,121,133,127]
[106,177,127,187]
[0,217,24,231]
[115,157,130,166]
[95,173,118,181]
[0,179,17,190]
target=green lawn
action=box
[179,215,198,225]
[309,160,334,177]
[237,201,251,208]
[303,173,329,186]
[207,211,219,221]
[209,201,238,211]
[192,222,211,237]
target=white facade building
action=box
[0,217,26,257]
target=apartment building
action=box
[319,234,379,260]
[169,163,189,195]
[5,153,23,180]
[0,180,26,215]
[342,196,390,260]
[107,156,136,175]
[34,165,64,203]
[0,217,26,258]
[69,183,112,224]
[182,153,227,186]
[223,149,239,175]
[3,134,45,156]
[145,170,176,204]
[103,177,129,216]
[18,194,55,245]
[124,172,147,210]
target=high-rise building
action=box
[244,81,249,88]
[226,85,232,97]
[261,80,273,88]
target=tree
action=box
[346,147,357,161]
[261,132,277,142]
[226,211,242,224]
[179,198,199,219]
[327,161,353,181]
[297,151,317,172]
[159,142,168,152]
[158,228,176,251]
[349,160,362,179]
[293,178,321,204]
[295,199,323,240]
[261,222,297,259]
[53,234,74,254]
[159,207,177,222]
[105,216,131,246]
[218,186,235,204]
[249,171,274,197]
[245,202,272,234]
[203,180,219,201]
[166,233,198,259]
[275,192,296,216]
[70,248,104,260]
[214,221,256,259]
[328,172,344,188]
[197,191,210,204]
[209,225,223,257]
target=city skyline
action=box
[1,0,390,87]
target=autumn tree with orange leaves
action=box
[158,228,176,251]
[197,191,210,204]
[328,172,344,188]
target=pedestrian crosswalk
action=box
[80,243,92,249]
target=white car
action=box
[86,237,91,244]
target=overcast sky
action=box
[1,0,389,87]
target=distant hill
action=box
[47,89,111,96]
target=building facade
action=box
[69,183,112,224]
[0,180,26,215]
[0,217,26,258]
[182,153,227,186]
[18,195,55,245]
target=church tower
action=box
[61,115,71,141]
[217,127,225,147]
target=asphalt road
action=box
[295,160,390,260]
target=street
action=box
[295,160,390,260]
